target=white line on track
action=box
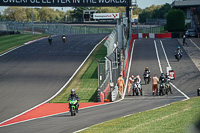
[0,36,106,127]
[123,40,136,99]
[155,40,190,100]
[190,39,200,50]
[154,40,163,73]
[160,40,171,68]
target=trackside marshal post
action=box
[0,0,127,7]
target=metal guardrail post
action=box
[94,58,101,102]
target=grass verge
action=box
[0,34,48,55]
[49,39,107,103]
[81,97,200,133]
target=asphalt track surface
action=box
[0,38,199,133]
[0,34,107,124]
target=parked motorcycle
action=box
[69,97,78,116]
[132,83,142,96]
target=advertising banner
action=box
[93,13,119,19]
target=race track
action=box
[0,38,199,133]
[0,34,107,124]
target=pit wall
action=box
[100,32,172,102]
[134,33,172,39]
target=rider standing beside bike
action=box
[159,73,167,83]
[68,89,80,113]
[152,74,159,95]
[143,67,151,84]
[128,75,134,96]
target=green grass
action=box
[49,40,107,103]
[81,97,200,133]
[0,34,48,55]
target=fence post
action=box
[94,58,101,102]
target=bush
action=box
[167,9,186,32]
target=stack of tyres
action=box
[197,89,200,96]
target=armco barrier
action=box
[123,33,134,77]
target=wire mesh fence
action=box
[0,21,113,35]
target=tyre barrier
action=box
[197,88,200,96]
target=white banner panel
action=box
[93,13,119,19]
[149,33,155,38]
[138,33,143,38]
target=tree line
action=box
[0,3,172,23]
[0,7,66,22]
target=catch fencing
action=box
[97,19,132,101]
[0,21,113,35]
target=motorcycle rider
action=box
[165,73,173,94]
[174,46,182,59]
[117,73,125,98]
[68,89,80,113]
[152,74,159,95]
[159,73,166,83]
[143,67,151,83]
[133,75,142,95]
[62,34,66,42]
[48,34,53,45]
[128,75,134,95]
[134,75,141,83]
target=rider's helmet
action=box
[131,75,134,79]
[161,73,165,78]
[177,46,180,50]
[145,67,149,71]
[71,89,75,95]
[136,75,140,79]
[120,72,123,76]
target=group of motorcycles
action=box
[131,72,172,96]
[48,35,66,45]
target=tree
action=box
[71,7,88,21]
[25,8,39,22]
[38,7,57,22]
[139,11,151,23]
[167,9,185,32]
[4,7,27,21]
[132,7,142,15]
[152,3,171,18]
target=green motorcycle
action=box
[69,97,78,116]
